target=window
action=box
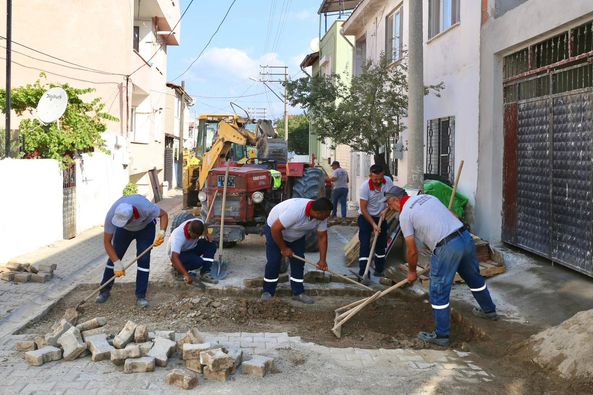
[429,0,460,39]
[386,7,403,63]
[426,117,455,183]
[354,36,366,76]
[133,26,140,52]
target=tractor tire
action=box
[259,138,288,164]
[292,167,326,252]
[171,210,196,231]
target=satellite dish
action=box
[36,87,68,124]
[309,37,320,52]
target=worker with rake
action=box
[96,194,168,308]
[384,185,498,346]
[261,197,333,304]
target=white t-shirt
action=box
[104,195,161,234]
[358,176,394,216]
[266,198,328,242]
[167,218,204,257]
[332,168,349,189]
[399,195,464,251]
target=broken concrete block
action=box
[45,319,73,347]
[15,341,36,352]
[58,327,87,361]
[200,349,234,372]
[6,261,26,271]
[0,272,15,281]
[81,327,107,342]
[113,320,137,349]
[182,342,212,360]
[155,330,175,341]
[34,335,48,349]
[147,337,177,367]
[86,334,115,362]
[111,344,142,366]
[203,366,230,382]
[76,317,107,332]
[137,341,154,356]
[134,325,148,343]
[24,346,62,366]
[176,328,206,349]
[185,359,203,373]
[227,348,243,374]
[30,273,51,283]
[13,273,31,283]
[165,368,199,390]
[32,262,57,273]
[124,356,156,373]
[61,308,80,326]
[241,355,274,378]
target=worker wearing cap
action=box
[261,197,333,304]
[357,164,394,283]
[167,218,218,285]
[96,194,168,308]
[329,161,349,218]
[383,185,498,347]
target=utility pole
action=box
[177,81,185,189]
[258,65,288,141]
[407,0,424,189]
[4,0,12,158]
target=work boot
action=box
[292,293,314,304]
[95,292,110,304]
[200,272,219,284]
[260,292,273,301]
[373,270,384,277]
[472,307,499,321]
[417,331,449,347]
[136,298,150,308]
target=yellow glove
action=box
[113,260,125,277]
[153,230,165,247]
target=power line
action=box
[172,0,238,81]
[129,0,196,77]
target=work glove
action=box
[153,230,165,247]
[113,260,125,277]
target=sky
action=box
[167,0,324,120]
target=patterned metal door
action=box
[63,164,77,239]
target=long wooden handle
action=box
[292,254,373,292]
[204,190,218,224]
[448,160,464,210]
[363,215,384,278]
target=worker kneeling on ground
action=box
[261,197,333,304]
[384,186,498,347]
[96,194,168,308]
[167,218,219,285]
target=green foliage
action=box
[0,75,116,166]
[122,182,138,196]
[274,114,310,154]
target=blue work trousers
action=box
[262,225,306,296]
[430,230,497,337]
[100,222,155,299]
[332,187,348,218]
[178,239,217,273]
[358,215,388,277]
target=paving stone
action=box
[81,327,107,342]
[111,344,142,366]
[241,355,274,378]
[137,341,154,356]
[113,320,137,349]
[177,328,206,349]
[15,341,36,352]
[45,319,73,346]
[30,273,52,283]
[182,342,212,360]
[203,366,230,382]
[155,330,175,341]
[124,356,156,373]
[58,327,87,361]
[148,337,177,367]
[24,346,63,366]
[304,270,331,283]
[6,262,26,271]
[1,272,15,281]
[134,325,148,343]
[32,262,57,273]
[76,317,107,332]
[13,272,31,282]
[86,334,115,362]
[227,347,243,374]
[61,308,80,326]
[34,335,48,349]
[165,368,199,389]
[185,359,203,373]
[200,349,234,371]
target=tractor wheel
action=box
[292,167,326,252]
[258,138,288,164]
[171,210,196,231]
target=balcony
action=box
[135,0,180,46]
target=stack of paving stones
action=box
[0,261,56,283]
[16,314,276,390]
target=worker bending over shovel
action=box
[261,197,333,304]
[167,219,219,285]
[383,186,498,347]
[96,194,168,308]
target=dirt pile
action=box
[530,308,593,379]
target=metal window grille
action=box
[426,117,455,183]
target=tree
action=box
[0,75,116,167]
[274,114,310,154]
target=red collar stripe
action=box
[368,178,386,191]
[305,200,314,218]
[183,222,191,239]
[399,195,411,213]
[132,206,140,219]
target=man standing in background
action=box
[329,160,349,218]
